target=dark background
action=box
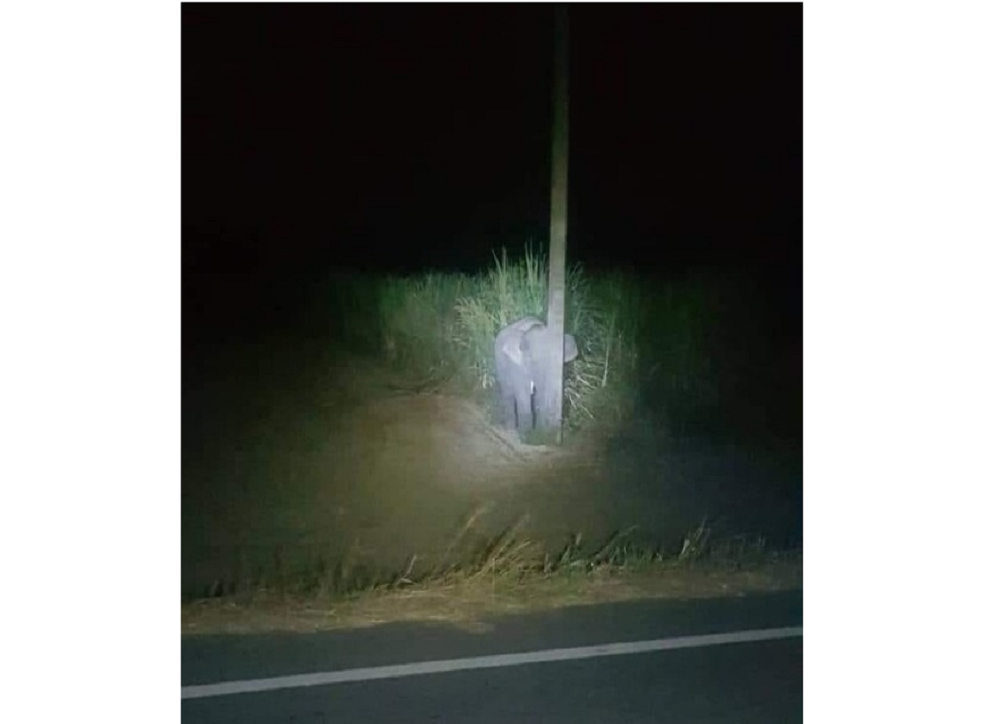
[183,4,801,321]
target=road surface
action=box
[183,590,802,723]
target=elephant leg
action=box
[514,383,534,433]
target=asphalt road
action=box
[182,590,803,723]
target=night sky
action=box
[183,4,801,283]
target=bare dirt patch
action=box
[185,350,615,594]
[290,355,615,570]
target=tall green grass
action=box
[318,247,735,433]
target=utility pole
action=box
[538,4,570,443]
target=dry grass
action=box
[182,513,802,636]
[181,556,802,636]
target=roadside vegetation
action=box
[182,510,802,635]
[183,247,802,632]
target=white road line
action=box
[182,626,802,700]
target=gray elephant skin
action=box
[494,315,578,434]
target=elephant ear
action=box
[564,334,579,363]
[506,334,534,365]
[501,335,526,366]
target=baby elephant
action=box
[494,316,578,434]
